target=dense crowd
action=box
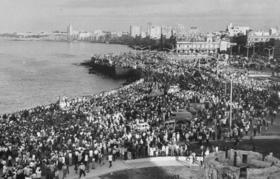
[0,51,279,179]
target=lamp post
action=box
[245,45,250,59]
[230,78,233,134]
[272,47,275,59]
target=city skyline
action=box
[1,0,280,33]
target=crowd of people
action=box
[0,51,279,179]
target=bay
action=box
[0,40,131,114]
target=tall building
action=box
[130,25,141,38]
[67,24,73,41]
[150,25,161,39]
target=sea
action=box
[0,39,131,114]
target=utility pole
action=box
[265,48,272,60]
[216,54,219,78]
[245,45,250,59]
[238,45,241,55]
[230,78,233,134]
[198,58,201,71]
[225,82,227,96]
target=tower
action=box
[147,22,152,37]
[67,24,73,41]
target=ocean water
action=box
[0,40,131,114]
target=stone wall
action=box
[247,166,280,179]
[204,151,240,179]
[203,150,280,179]
[264,155,280,167]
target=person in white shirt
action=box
[84,153,89,172]
[108,154,113,168]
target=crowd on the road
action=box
[1,51,279,179]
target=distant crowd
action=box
[1,51,279,179]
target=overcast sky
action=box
[0,0,280,33]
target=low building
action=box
[176,33,231,53]
[176,41,221,53]
[227,23,250,37]
[247,29,280,45]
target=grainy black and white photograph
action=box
[1,0,280,179]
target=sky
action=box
[0,0,280,33]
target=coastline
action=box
[0,76,142,116]
[0,40,132,115]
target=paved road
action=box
[242,135,280,140]
[66,157,200,179]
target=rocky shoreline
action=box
[80,56,143,83]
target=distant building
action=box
[227,23,250,37]
[247,29,280,45]
[67,24,73,41]
[161,26,173,38]
[150,25,161,39]
[141,31,147,38]
[176,33,231,53]
[111,31,123,38]
[78,32,93,40]
[130,25,141,38]
[189,26,199,34]
[175,24,186,36]
[269,28,278,35]
[147,22,152,37]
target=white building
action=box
[67,24,73,41]
[176,33,231,53]
[247,29,280,45]
[227,23,250,37]
[269,28,279,35]
[78,32,93,40]
[130,25,141,38]
[150,25,162,39]
[175,24,186,36]
[141,31,147,38]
